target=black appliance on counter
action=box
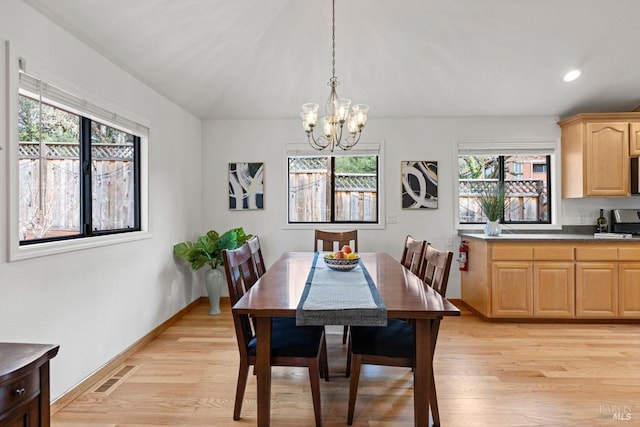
[610,209,640,235]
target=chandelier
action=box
[301,0,369,152]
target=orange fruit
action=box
[335,250,345,259]
[342,245,352,254]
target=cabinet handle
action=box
[13,388,26,396]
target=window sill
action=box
[9,230,152,262]
[283,222,386,231]
[457,223,562,233]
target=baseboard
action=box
[50,296,215,415]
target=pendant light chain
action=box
[331,0,336,81]
[300,0,369,152]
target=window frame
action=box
[284,143,386,230]
[17,98,142,245]
[455,140,561,231]
[7,44,151,261]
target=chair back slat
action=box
[314,229,358,252]
[247,235,266,279]
[419,244,454,297]
[222,243,258,354]
[400,235,427,275]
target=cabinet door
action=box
[585,122,630,196]
[534,262,575,317]
[1,398,39,427]
[491,261,533,317]
[630,122,640,157]
[576,262,618,317]
[619,263,640,318]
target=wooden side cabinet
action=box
[0,343,59,427]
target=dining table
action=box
[232,251,461,427]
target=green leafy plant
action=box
[173,227,252,270]
[477,184,508,222]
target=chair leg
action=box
[347,354,362,425]
[342,325,349,344]
[345,336,352,378]
[308,358,323,427]
[234,360,250,420]
[430,370,440,427]
[320,334,330,382]
[430,320,442,426]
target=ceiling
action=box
[21,0,640,121]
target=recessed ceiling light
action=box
[562,69,582,82]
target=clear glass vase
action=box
[484,220,502,236]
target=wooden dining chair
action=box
[400,235,427,275]
[313,229,359,253]
[313,229,359,345]
[418,244,454,297]
[222,243,328,426]
[247,235,266,278]
[346,245,453,426]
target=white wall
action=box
[202,116,582,299]
[0,2,204,400]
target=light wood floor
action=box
[51,299,640,426]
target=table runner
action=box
[296,252,387,326]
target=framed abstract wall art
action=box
[229,162,264,210]
[401,161,438,209]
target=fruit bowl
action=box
[324,254,360,271]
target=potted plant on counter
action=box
[477,184,508,236]
[173,227,252,314]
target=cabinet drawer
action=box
[492,246,533,260]
[618,247,640,261]
[576,247,618,261]
[533,246,574,261]
[0,370,40,415]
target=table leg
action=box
[414,318,433,427]
[256,316,272,427]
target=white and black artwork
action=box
[401,161,438,209]
[228,162,264,210]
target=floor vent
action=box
[95,378,119,393]
[95,365,136,393]
[114,365,135,378]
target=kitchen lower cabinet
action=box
[576,263,618,318]
[491,262,533,317]
[461,236,640,321]
[534,262,575,318]
[619,263,640,318]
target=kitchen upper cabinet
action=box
[558,113,640,198]
[631,122,640,157]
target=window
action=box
[533,163,547,173]
[18,72,142,245]
[458,154,551,224]
[288,154,378,223]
